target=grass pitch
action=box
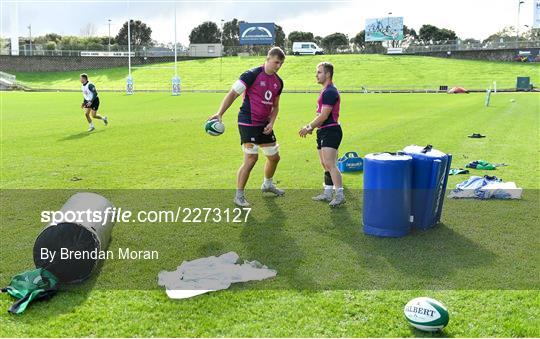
[1,91,538,189]
[0,89,538,337]
[3,46,540,337]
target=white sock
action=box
[236,189,244,198]
[89,122,94,128]
[335,187,344,196]
[263,177,273,187]
[324,185,333,195]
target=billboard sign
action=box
[365,17,404,41]
[239,23,275,45]
[81,51,135,57]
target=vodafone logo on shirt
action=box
[260,82,274,105]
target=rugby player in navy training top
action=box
[209,47,286,207]
[299,62,345,207]
[80,73,108,132]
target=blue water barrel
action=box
[402,145,452,230]
[363,153,413,237]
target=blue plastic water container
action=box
[363,152,413,237]
[402,145,452,230]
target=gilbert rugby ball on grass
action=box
[404,297,449,331]
[205,119,225,136]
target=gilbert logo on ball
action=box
[404,297,449,331]
[204,119,225,136]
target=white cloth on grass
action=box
[479,181,522,199]
[449,176,522,199]
[158,251,276,299]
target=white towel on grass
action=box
[449,176,522,199]
[158,251,277,299]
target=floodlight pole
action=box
[108,19,111,51]
[174,4,178,77]
[387,12,392,48]
[27,24,31,56]
[220,19,224,83]
[128,19,131,76]
[517,0,525,45]
[124,0,134,94]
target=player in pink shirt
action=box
[299,62,344,207]
[209,47,285,207]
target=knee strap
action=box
[261,144,280,156]
[242,144,259,155]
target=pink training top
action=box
[237,66,284,126]
[316,82,340,128]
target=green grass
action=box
[1,90,539,337]
[13,54,540,91]
[1,92,538,189]
[0,290,538,337]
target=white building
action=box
[188,43,223,57]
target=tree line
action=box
[187,20,440,54]
[5,20,152,51]
[5,18,539,53]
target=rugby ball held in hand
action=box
[205,119,225,136]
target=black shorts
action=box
[316,125,342,150]
[83,97,100,111]
[238,125,277,145]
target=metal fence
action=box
[3,44,189,57]
[3,38,540,57]
[2,40,539,57]
[404,40,540,53]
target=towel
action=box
[158,252,277,299]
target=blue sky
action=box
[1,0,537,45]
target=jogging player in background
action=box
[299,62,344,207]
[80,73,108,132]
[209,47,285,207]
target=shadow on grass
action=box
[410,327,454,338]
[325,190,497,290]
[1,190,528,293]
[58,129,105,141]
[240,195,316,290]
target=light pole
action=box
[387,12,393,48]
[27,24,31,56]
[108,19,111,51]
[517,0,525,44]
[220,19,224,83]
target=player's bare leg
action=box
[321,147,344,207]
[235,144,258,207]
[91,110,108,125]
[84,107,94,132]
[260,143,284,196]
[312,149,334,202]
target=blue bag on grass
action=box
[338,152,363,172]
